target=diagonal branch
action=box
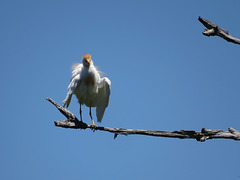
[46,98,240,142]
[198,16,240,45]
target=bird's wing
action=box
[96,77,111,122]
[71,63,83,81]
[63,64,83,108]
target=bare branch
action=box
[198,16,240,45]
[47,98,240,142]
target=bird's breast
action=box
[75,68,101,107]
[77,71,99,95]
[83,74,95,86]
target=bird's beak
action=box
[86,59,91,64]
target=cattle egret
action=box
[63,53,111,128]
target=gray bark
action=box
[198,16,240,45]
[47,98,240,142]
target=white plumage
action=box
[63,53,111,127]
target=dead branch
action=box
[198,16,240,45]
[47,98,240,142]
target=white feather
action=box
[62,64,83,108]
[96,77,111,122]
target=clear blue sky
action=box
[1,0,240,179]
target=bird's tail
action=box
[62,93,73,108]
[96,105,107,123]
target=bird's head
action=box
[82,53,93,67]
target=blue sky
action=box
[1,0,240,179]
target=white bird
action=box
[63,53,111,127]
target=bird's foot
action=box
[89,123,98,131]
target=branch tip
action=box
[114,133,118,139]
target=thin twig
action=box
[47,98,240,142]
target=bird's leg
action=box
[79,104,83,122]
[89,107,97,129]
